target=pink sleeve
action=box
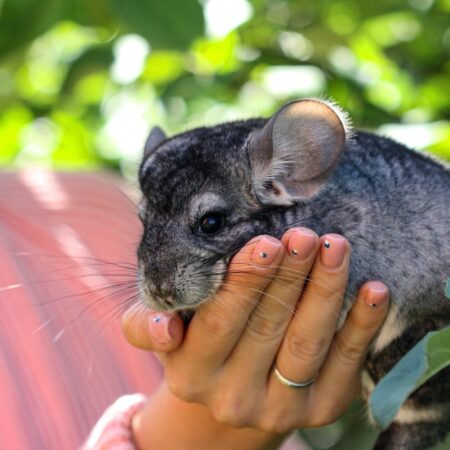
[81,393,309,450]
[81,394,147,450]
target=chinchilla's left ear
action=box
[247,99,349,206]
[143,126,167,160]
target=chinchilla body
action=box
[137,100,450,449]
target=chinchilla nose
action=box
[148,281,174,305]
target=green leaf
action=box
[51,111,98,168]
[141,50,184,86]
[191,32,240,76]
[445,279,450,299]
[0,105,33,164]
[61,45,114,94]
[363,11,422,48]
[107,0,204,50]
[0,0,68,58]
[369,326,450,429]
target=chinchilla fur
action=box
[137,99,450,450]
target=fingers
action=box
[271,234,351,389]
[167,236,285,377]
[152,228,390,434]
[225,228,319,382]
[123,228,389,433]
[313,281,389,416]
[121,302,184,352]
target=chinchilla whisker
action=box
[194,262,314,278]
[193,268,344,299]
[67,290,140,326]
[217,285,292,320]
[38,292,139,342]
[76,201,139,216]
[97,296,141,322]
[197,263,313,277]
[52,294,141,340]
[193,269,306,292]
[192,272,343,304]
[52,263,137,273]
[27,273,136,288]
[198,267,310,283]
[46,262,137,276]
[207,258,349,293]
[128,299,148,314]
[217,281,297,316]
[17,252,137,269]
[219,280,294,306]
[219,280,342,323]
[187,238,259,267]
[221,259,317,276]
[35,281,138,307]
[201,286,259,311]
[100,299,148,335]
[226,260,313,274]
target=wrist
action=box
[132,381,285,450]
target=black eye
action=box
[198,213,224,235]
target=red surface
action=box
[0,170,162,450]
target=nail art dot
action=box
[291,249,298,256]
[152,315,162,323]
[324,240,331,249]
[260,252,268,258]
[370,303,377,308]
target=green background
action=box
[1,1,449,448]
[0,0,449,181]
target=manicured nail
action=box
[148,313,176,345]
[252,236,282,265]
[320,234,347,268]
[287,228,317,261]
[364,281,389,308]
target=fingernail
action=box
[364,281,389,309]
[252,236,282,265]
[320,234,347,268]
[148,313,176,345]
[288,228,317,261]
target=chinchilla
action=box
[136,99,450,450]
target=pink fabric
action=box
[0,170,162,449]
[82,394,147,450]
[0,170,308,450]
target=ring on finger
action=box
[273,365,315,389]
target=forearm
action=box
[132,381,286,450]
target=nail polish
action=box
[363,281,389,308]
[320,234,346,268]
[252,237,281,265]
[287,228,317,260]
[149,313,176,344]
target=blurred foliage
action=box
[0,0,449,178]
[370,326,450,429]
[1,2,449,449]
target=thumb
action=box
[121,303,184,352]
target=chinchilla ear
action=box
[144,126,167,159]
[248,99,349,206]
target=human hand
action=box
[122,228,389,433]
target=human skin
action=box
[122,228,389,450]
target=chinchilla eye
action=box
[198,213,224,235]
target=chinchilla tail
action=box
[373,420,450,450]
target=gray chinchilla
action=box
[137,99,450,450]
